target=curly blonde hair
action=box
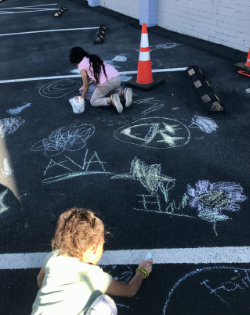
[51,207,105,260]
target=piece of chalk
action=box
[145,252,152,260]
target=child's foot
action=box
[111,94,123,113]
[123,88,133,107]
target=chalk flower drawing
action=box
[31,124,95,157]
[0,117,25,138]
[39,79,81,98]
[189,115,218,134]
[112,157,175,194]
[114,117,190,149]
[0,190,8,215]
[187,180,247,235]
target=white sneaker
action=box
[124,88,133,107]
[111,94,123,114]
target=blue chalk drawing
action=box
[7,103,31,115]
[189,115,218,133]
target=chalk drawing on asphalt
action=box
[6,103,31,115]
[114,117,190,149]
[136,43,180,52]
[39,79,82,98]
[1,158,13,176]
[163,266,250,314]
[187,180,247,236]
[189,115,218,134]
[0,190,8,215]
[105,55,127,69]
[42,149,112,184]
[112,157,175,194]
[0,117,25,138]
[0,4,58,15]
[133,98,166,116]
[31,124,95,157]
[111,160,246,233]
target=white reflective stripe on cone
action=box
[139,51,151,61]
[140,33,149,48]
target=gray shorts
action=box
[85,294,117,315]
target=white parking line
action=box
[0,68,188,84]
[0,27,99,37]
[1,247,250,269]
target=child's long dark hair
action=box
[69,47,107,84]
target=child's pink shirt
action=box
[78,57,119,86]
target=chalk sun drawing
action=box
[42,149,112,184]
[163,266,250,314]
[189,115,218,134]
[112,157,175,194]
[114,117,190,149]
[39,79,82,98]
[187,180,247,235]
[6,103,31,115]
[31,124,95,157]
[0,117,25,138]
[0,190,8,215]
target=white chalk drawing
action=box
[42,149,112,184]
[0,4,58,15]
[2,158,13,176]
[6,103,31,115]
[112,157,175,194]
[163,266,250,313]
[0,190,8,215]
[39,79,82,98]
[136,43,180,52]
[0,117,25,138]
[187,180,247,235]
[189,115,218,134]
[31,124,95,157]
[133,98,165,116]
[114,117,190,149]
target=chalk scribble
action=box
[31,124,95,156]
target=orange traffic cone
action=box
[245,48,250,69]
[126,23,164,91]
[137,23,153,84]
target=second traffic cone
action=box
[245,48,250,70]
[126,23,164,91]
[234,48,250,74]
[137,23,153,84]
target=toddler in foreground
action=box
[31,207,153,315]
